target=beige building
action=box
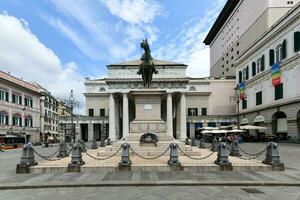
[235,3,300,140]
[0,71,41,143]
[34,83,59,142]
[204,0,300,77]
[62,59,237,142]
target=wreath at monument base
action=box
[140,132,158,146]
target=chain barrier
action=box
[66,146,73,154]
[178,146,215,160]
[84,147,122,160]
[238,145,267,160]
[129,146,170,160]
[32,148,61,161]
[226,143,232,151]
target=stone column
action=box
[88,123,94,141]
[109,93,116,141]
[180,93,187,141]
[122,93,129,139]
[167,93,173,137]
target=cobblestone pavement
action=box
[0,142,299,200]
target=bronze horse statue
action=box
[137,39,158,87]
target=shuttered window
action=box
[239,71,242,83]
[282,40,287,59]
[275,83,283,100]
[256,91,262,106]
[269,49,275,66]
[252,62,256,76]
[294,32,300,52]
[242,99,247,109]
[261,55,265,71]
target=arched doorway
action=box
[272,111,287,140]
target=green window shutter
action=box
[12,94,15,103]
[5,115,9,125]
[5,92,8,101]
[282,40,287,59]
[261,55,265,71]
[269,49,275,66]
[239,71,242,83]
[294,32,300,52]
[256,91,262,105]
[246,66,249,80]
[252,62,256,76]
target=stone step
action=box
[125,133,173,141]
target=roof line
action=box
[203,0,240,45]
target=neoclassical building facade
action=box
[77,59,236,142]
[235,3,300,140]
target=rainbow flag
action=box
[271,63,281,86]
[239,82,246,99]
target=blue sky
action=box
[0,0,226,113]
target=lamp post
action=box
[64,90,79,143]
[230,84,242,129]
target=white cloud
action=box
[153,0,227,78]
[45,16,102,61]
[101,0,162,24]
[0,13,85,114]
[49,0,163,62]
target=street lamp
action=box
[229,84,244,130]
[64,90,79,143]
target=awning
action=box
[48,136,54,140]
[227,129,246,133]
[240,125,268,130]
[198,127,219,131]
[254,115,265,123]
[240,118,249,125]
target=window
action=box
[188,108,198,116]
[242,99,247,109]
[0,89,9,101]
[12,93,22,105]
[24,97,33,107]
[25,116,33,127]
[239,71,242,83]
[294,32,300,52]
[252,62,256,76]
[207,122,216,127]
[0,112,9,125]
[275,40,287,63]
[88,109,94,117]
[256,91,262,105]
[12,114,22,126]
[242,66,249,81]
[100,108,105,117]
[269,49,275,66]
[201,108,207,116]
[275,83,283,100]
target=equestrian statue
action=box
[137,39,158,87]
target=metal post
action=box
[64,90,79,144]
[91,139,98,149]
[230,84,242,129]
[57,140,68,158]
[16,143,37,173]
[68,143,85,172]
[168,143,181,166]
[215,142,232,170]
[263,142,284,171]
[230,140,241,157]
[119,143,131,171]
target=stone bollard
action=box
[263,142,284,171]
[16,143,38,173]
[106,138,111,146]
[215,142,232,171]
[199,138,205,148]
[100,139,106,147]
[185,138,191,145]
[91,139,98,149]
[57,140,68,158]
[119,143,131,171]
[68,143,85,172]
[79,140,86,152]
[229,140,241,157]
[191,139,196,146]
[168,143,182,170]
[0,143,4,152]
[211,138,218,152]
